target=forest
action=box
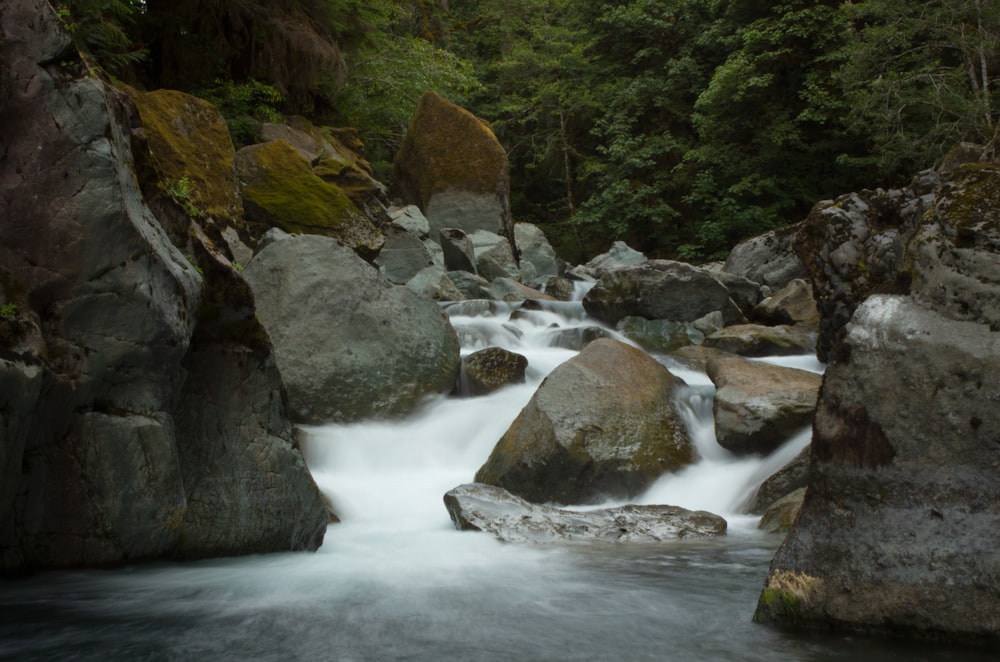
[61,0,1000,261]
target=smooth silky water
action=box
[0,296,988,661]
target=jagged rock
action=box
[793,171,940,361]
[583,260,744,327]
[617,316,704,354]
[515,223,563,282]
[475,235,520,282]
[389,204,431,238]
[406,266,465,301]
[702,324,815,357]
[538,276,577,301]
[375,225,435,284]
[440,227,478,274]
[0,0,326,571]
[475,338,694,504]
[490,278,554,302]
[707,357,821,456]
[906,163,1000,328]
[751,279,820,327]
[571,241,646,279]
[244,233,461,423]
[757,488,805,534]
[447,271,493,299]
[723,224,807,291]
[444,483,727,543]
[461,348,528,395]
[394,92,515,252]
[236,140,383,259]
[755,294,1000,644]
[747,446,811,514]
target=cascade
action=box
[2,293,986,661]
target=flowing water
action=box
[0,295,988,661]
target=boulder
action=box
[707,357,821,456]
[475,338,694,504]
[406,266,465,301]
[447,271,493,299]
[583,260,744,327]
[702,324,815,356]
[388,204,431,238]
[747,446,811,514]
[236,140,383,259]
[394,92,515,251]
[490,278,554,302]
[723,224,807,291]
[244,233,461,423]
[617,316,704,354]
[375,225,435,284]
[0,0,326,572]
[757,488,805,534]
[538,276,577,301]
[751,279,820,327]
[793,170,939,361]
[755,297,1000,643]
[444,483,727,543]
[440,227,478,274]
[571,241,646,278]
[475,236,521,282]
[461,348,528,396]
[515,223,563,282]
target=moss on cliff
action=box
[237,141,384,259]
[129,88,242,224]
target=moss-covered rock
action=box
[394,92,514,245]
[129,88,242,224]
[236,140,384,260]
[475,338,694,505]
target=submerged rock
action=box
[475,338,694,504]
[461,348,528,396]
[444,483,727,543]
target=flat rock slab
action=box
[444,483,727,544]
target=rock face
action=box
[793,170,939,361]
[244,234,461,424]
[394,92,515,252]
[755,164,1000,645]
[444,483,727,543]
[707,357,821,456]
[583,260,743,326]
[475,338,694,504]
[0,0,327,572]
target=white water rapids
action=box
[0,294,985,661]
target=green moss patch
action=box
[237,141,383,259]
[129,88,242,224]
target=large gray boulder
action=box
[475,338,694,504]
[244,234,461,423]
[583,260,744,326]
[707,357,821,456]
[444,483,727,543]
[0,0,326,572]
[514,222,563,282]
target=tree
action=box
[838,0,1000,176]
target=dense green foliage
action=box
[62,0,999,261]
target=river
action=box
[0,295,987,661]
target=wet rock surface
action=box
[444,483,727,543]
